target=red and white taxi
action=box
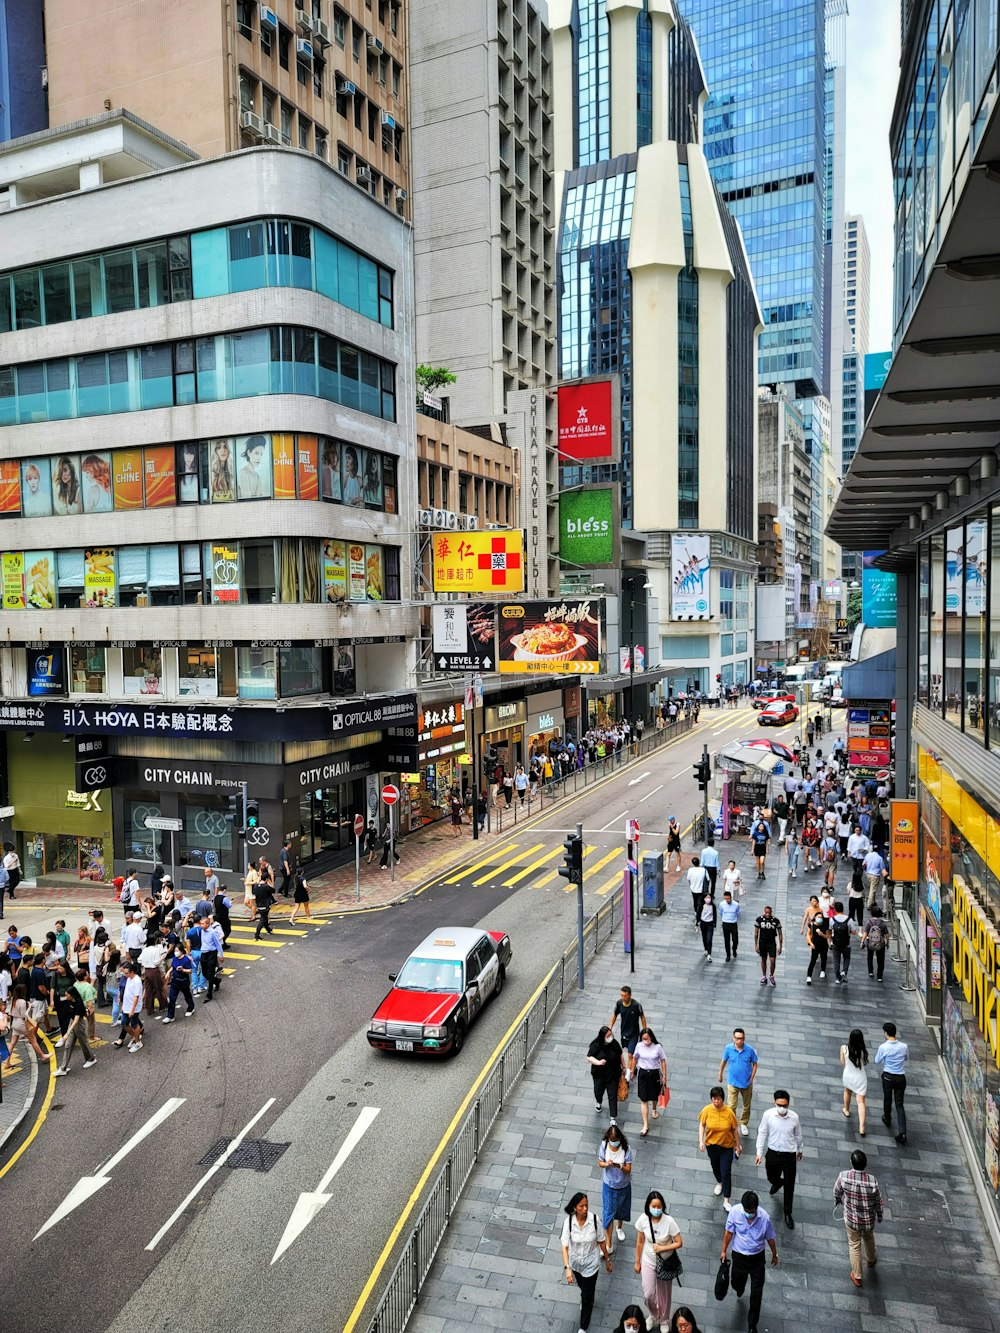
[758,699,799,726]
[367,926,513,1056]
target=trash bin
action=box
[640,850,665,916]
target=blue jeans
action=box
[190,950,204,991]
[111,990,122,1025]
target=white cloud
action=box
[845,0,899,353]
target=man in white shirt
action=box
[138,940,167,1016]
[830,901,859,983]
[122,913,146,964]
[686,856,709,926]
[2,844,20,900]
[846,825,870,873]
[755,1090,804,1229]
[113,961,145,1052]
[175,893,195,920]
[121,868,140,918]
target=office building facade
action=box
[0,0,46,144]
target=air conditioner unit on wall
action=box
[381,111,396,129]
[260,7,278,29]
[296,7,314,34]
[240,111,265,138]
[357,166,373,185]
[314,18,331,46]
[418,508,433,528]
[367,35,385,52]
[263,124,282,144]
[431,509,448,529]
[337,77,357,96]
[461,515,479,530]
[297,38,314,61]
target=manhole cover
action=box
[198,1139,290,1172]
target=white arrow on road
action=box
[271,1106,381,1264]
[627,771,651,787]
[34,1097,185,1240]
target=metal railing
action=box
[366,885,626,1333]
[485,714,695,834]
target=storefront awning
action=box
[842,649,895,703]
[827,94,1000,553]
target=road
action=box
[0,702,806,1333]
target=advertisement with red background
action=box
[297,435,319,500]
[558,381,614,460]
[0,459,20,514]
[143,446,176,508]
[272,433,297,499]
[112,449,144,510]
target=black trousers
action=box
[592,1072,618,1119]
[706,866,718,892]
[731,1248,766,1330]
[765,1147,797,1211]
[848,896,865,926]
[167,976,194,1018]
[692,891,703,924]
[201,950,220,1000]
[700,923,715,956]
[723,922,739,959]
[882,1072,906,1136]
[280,869,292,897]
[867,946,886,979]
[572,1268,599,1331]
[807,937,828,977]
[255,905,273,939]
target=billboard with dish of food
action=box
[497,598,602,674]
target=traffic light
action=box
[558,831,583,887]
[693,757,710,791]
[246,800,260,829]
[226,793,240,822]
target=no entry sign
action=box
[382,784,400,806]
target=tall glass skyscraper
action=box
[681,0,829,399]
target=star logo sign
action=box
[576,406,589,425]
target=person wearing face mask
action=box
[699,892,717,962]
[612,1305,648,1333]
[720,1189,778,1333]
[698,1084,741,1210]
[586,1025,627,1122]
[755,1090,803,1229]
[598,1124,633,1255]
[634,1190,683,1333]
[634,1027,669,1137]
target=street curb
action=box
[0,1047,39,1155]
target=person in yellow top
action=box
[243,860,261,922]
[698,1085,742,1211]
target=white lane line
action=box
[599,810,627,831]
[271,1106,381,1264]
[637,784,664,804]
[145,1098,276,1252]
[669,770,685,780]
[34,1098,186,1240]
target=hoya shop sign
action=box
[558,488,615,568]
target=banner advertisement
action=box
[2,552,24,609]
[21,459,53,518]
[557,381,614,460]
[671,534,711,618]
[889,799,919,882]
[210,543,240,604]
[559,488,615,567]
[862,550,897,628]
[0,459,21,514]
[348,542,367,601]
[620,647,630,674]
[497,598,602,674]
[80,451,113,514]
[84,548,116,608]
[23,550,55,610]
[431,602,497,671]
[272,433,297,500]
[297,435,319,501]
[365,544,384,601]
[143,445,176,508]
[235,433,273,501]
[432,530,524,593]
[28,647,65,697]
[323,540,348,603]
[946,520,987,616]
[111,449,144,510]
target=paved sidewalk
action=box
[0,1041,39,1151]
[409,834,1000,1333]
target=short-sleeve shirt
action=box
[613,998,644,1045]
[699,1101,739,1147]
[599,1141,633,1189]
[560,1211,603,1277]
[721,1041,758,1088]
[635,1213,680,1270]
[755,916,781,952]
[751,826,770,850]
[725,1204,776,1255]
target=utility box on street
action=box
[640,850,665,915]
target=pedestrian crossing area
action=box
[445,839,626,897]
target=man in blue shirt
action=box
[718,1028,759,1135]
[721,1189,779,1333]
[702,840,721,893]
[875,1021,909,1144]
[720,891,741,963]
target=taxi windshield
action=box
[395,957,463,992]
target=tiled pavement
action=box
[409,836,1000,1333]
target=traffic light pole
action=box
[702,744,710,843]
[241,780,248,870]
[469,698,480,842]
[575,821,585,991]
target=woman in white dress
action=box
[840,1027,869,1135]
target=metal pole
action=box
[355,832,361,903]
[470,701,479,842]
[241,780,248,872]
[575,821,585,990]
[389,804,395,884]
[628,589,634,732]
[169,829,175,889]
[702,743,710,843]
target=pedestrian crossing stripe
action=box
[595,871,622,898]
[222,950,263,961]
[472,843,545,888]
[577,845,623,884]
[225,932,284,949]
[228,924,308,938]
[533,843,598,890]
[501,844,565,888]
[444,838,520,884]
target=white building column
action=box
[549,0,575,174]
[648,0,676,145]
[606,0,642,157]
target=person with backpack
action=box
[861,905,890,981]
[830,902,858,984]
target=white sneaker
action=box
[161,1017,175,1024]
[54,1039,64,1048]
[616,1225,625,1241]
[83,1058,97,1069]
[53,1068,68,1077]
[820,970,826,978]
[714,1183,723,1196]
[740,1124,749,1135]
[723,1198,732,1211]
[128,1042,142,1053]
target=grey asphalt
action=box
[409,836,1000,1333]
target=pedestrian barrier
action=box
[365,885,626,1333]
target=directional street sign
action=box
[144,815,184,832]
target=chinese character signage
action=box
[2,552,24,610]
[862,551,897,628]
[497,599,602,674]
[432,602,497,671]
[431,531,524,594]
[272,432,297,500]
[559,488,615,567]
[143,446,176,508]
[671,534,711,618]
[111,449,144,510]
[558,381,614,461]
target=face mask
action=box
[649,1207,663,1218]
[776,1106,789,1116]
[605,1036,614,1044]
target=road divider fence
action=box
[364,884,626,1333]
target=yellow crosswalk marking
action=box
[95,1012,113,1024]
[223,950,263,961]
[595,870,623,897]
[445,838,520,884]
[535,843,596,891]
[502,844,565,887]
[227,935,284,948]
[583,847,623,880]
[229,924,308,938]
[472,843,545,888]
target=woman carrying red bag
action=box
[634,1027,668,1136]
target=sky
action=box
[844,0,899,353]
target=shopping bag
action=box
[714,1259,731,1301]
[618,1073,630,1103]
[657,1088,670,1109]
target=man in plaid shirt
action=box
[834,1149,884,1287]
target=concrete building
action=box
[757,390,811,666]
[409,0,556,425]
[44,0,410,215]
[0,116,417,886]
[838,215,871,586]
[551,1,761,702]
[827,0,1000,1253]
[0,0,46,143]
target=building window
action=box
[263,87,276,126]
[123,645,163,696]
[70,645,106,694]
[260,22,274,58]
[315,129,328,160]
[238,644,277,699]
[334,7,346,46]
[280,102,293,145]
[279,645,326,697]
[239,73,256,114]
[352,22,362,58]
[279,24,291,69]
[237,0,254,41]
[179,646,225,698]
[299,119,311,150]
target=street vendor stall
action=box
[714,743,786,837]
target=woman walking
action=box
[634,1027,668,1137]
[4,980,51,1067]
[666,817,682,873]
[861,905,890,981]
[722,859,744,901]
[243,859,260,922]
[699,892,717,962]
[598,1123,633,1254]
[786,829,800,879]
[840,1027,869,1134]
[805,900,831,984]
[613,1308,648,1333]
[560,1191,612,1333]
[289,868,312,925]
[586,1025,627,1123]
[634,1190,683,1333]
[448,790,464,837]
[697,1084,741,1210]
[668,1311,703,1333]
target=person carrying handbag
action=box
[634,1190,683,1332]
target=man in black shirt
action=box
[608,985,646,1059]
[754,907,783,987]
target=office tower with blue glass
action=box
[551,0,762,697]
[0,0,47,143]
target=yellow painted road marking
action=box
[583,847,623,880]
[501,844,565,888]
[595,870,622,898]
[0,1032,56,1182]
[444,838,520,884]
[228,924,308,938]
[223,950,263,961]
[227,936,284,948]
[95,1012,113,1024]
[535,842,600,890]
[472,843,545,888]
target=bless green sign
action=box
[559,489,614,567]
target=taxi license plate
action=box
[395,1039,414,1052]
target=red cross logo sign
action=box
[478,536,522,587]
